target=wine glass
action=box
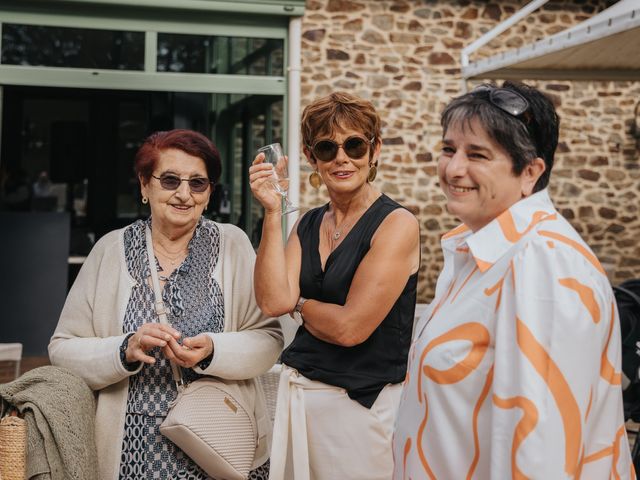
[257,143,298,215]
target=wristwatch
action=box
[292,296,307,326]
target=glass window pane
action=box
[116,101,147,219]
[157,33,284,76]
[1,24,144,70]
[231,120,244,225]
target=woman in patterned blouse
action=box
[49,129,283,480]
[394,82,633,479]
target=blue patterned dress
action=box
[118,218,269,480]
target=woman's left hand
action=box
[163,334,213,369]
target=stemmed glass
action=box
[257,143,298,215]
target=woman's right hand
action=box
[249,152,282,214]
[126,323,182,365]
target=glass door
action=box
[0,14,289,249]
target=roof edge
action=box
[463,4,640,80]
[6,0,306,16]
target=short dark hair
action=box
[134,129,222,185]
[441,81,559,192]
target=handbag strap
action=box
[145,225,185,390]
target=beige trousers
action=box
[269,365,402,480]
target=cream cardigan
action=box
[49,220,283,480]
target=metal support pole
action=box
[286,16,302,235]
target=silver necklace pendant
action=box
[157,248,185,266]
[161,254,179,266]
[333,230,341,241]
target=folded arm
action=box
[302,208,420,346]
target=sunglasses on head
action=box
[151,173,212,193]
[307,136,374,162]
[472,85,530,119]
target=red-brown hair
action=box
[135,129,222,184]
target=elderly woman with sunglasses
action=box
[249,92,420,480]
[49,129,282,479]
[394,82,633,479]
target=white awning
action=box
[463,0,640,81]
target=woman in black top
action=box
[249,92,420,480]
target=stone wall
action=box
[298,0,640,302]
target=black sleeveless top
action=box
[280,194,417,408]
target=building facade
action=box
[0,0,304,246]
[297,0,640,301]
[1,0,638,309]
[0,0,303,354]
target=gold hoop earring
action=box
[367,165,378,183]
[142,197,148,204]
[309,170,323,190]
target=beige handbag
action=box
[145,226,257,480]
[160,378,257,480]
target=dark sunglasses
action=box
[307,136,374,162]
[151,174,212,193]
[472,85,530,119]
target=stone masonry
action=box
[298,0,640,302]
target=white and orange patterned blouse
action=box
[393,189,633,479]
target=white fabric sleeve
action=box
[490,239,616,479]
[48,233,142,390]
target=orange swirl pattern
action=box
[395,192,632,479]
[416,394,436,480]
[612,424,626,480]
[516,317,582,476]
[497,210,557,243]
[584,445,613,464]
[492,394,539,480]
[422,323,490,385]
[483,263,513,312]
[538,230,606,275]
[442,223,469,240]
[601,302,622,386]
[417,279,458,401]
[473,257,493,272]
[466,367,494,480]
[594,425,640,479]
[415,324,491,479]
[558,277,600,324]
[402,437,412,480]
